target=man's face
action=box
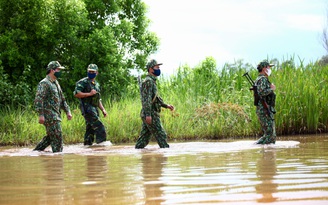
[150,65,161,76]
[264,66,272,76]
[50,67,61,74]
[150,65,160,73]
[153,65,160,70]
[88,70,97,74]
[87,70,98,79]
[51,67,62,78]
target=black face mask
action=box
[54,70,61,78]
[153,69,161,76]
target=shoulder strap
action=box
[87,80,93,91]
[54,80,64,101]
[143,76,152,83]
[255,75,265,85]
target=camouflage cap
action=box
[47,61,65,70]
[146,59,162,70]
[87,64,98,71]
[257,60,274,70]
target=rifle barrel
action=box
[242,73,253,86]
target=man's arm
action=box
[257,78,274,97]
[34,82,46,124]
[74,89,97,98]
[98,100,107,117]
[141,80,153,117]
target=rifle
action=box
[243,72,273,119]
[138,75,142,99]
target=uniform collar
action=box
[88,78,96,85]
[46,75,56,83]
[147,74,157,81]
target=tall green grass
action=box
[1,56,328,146]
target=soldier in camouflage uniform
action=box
[255,61,277,144]
[74,64,108,145]
[34,61,72,153]
[135,59,174,149]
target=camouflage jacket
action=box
[255,74,276,107]
[74,77,101,107]
[34,75,70,123]
[140,75,168,117]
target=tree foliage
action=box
[0,0,159,107]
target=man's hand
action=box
[67,112,72,120]
[270,84,276,91]
[38,115,45,124]
[90,89,97,96]
[102,109,107,117]
[146,116,152,124]
[167,105,175,111]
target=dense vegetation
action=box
[1,57,328,146]
[0,0,158,106]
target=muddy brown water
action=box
[0,135,327,205]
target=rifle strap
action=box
[54,80,64,103]
[152,92,158,104]
[255,75,265,86]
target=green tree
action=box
[0,0,159,106]
[80,0,160,99]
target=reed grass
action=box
[1,56,328,146]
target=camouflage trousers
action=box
[135,115,169,149]
[83,106,106,145]
[256,105,276,144]
[34,121,63,153]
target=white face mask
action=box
[265,68,272,76]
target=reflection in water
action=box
[86,155,108,181]
[0,137,328,205]
[84,156,108,204]
[39,156,65,204]
[256,149,278,203]
[141,153,167,205]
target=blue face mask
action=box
[153,69,161,76]
[88,72,97,79]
